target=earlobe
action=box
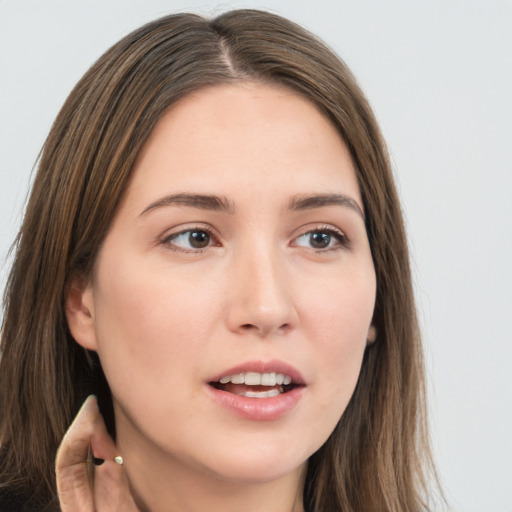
[366,325,377,345]
[65,278,98,351]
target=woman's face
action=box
[68,83,376,485]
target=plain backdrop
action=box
[1,1,511,511]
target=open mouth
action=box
[209,371,298,398]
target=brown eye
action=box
[164,229,214,251]
[188,230,210,248]
[309,232,331,249]
[293,228,349,251]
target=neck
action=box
[127,453,306,512]
[132,467,305,512]
[116,422,307,512]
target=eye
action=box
[163,227,217,252]
[293,227,349,251]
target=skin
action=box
[65,82,376,512]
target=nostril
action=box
[241,323,259,333]
[240,323,291,335]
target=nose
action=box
[225,245,298,338]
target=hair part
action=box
[1,9,438,511]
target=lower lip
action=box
[206,385,305,421]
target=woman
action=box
[0,9,436,512]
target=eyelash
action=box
[161,225,217,253]
[294,225,351,253]
[160,224,350,254]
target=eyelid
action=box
[291,224,351,251]
[158,222,350,253]
[160,223,220,253]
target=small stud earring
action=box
[367,325,377,344]
[113,456,124,465]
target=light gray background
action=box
[1,1,511,510]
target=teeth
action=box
[244,372,261,385]
[217,371,294,386]
[235,388,281,398]
[230,373,245,384]
[261,373,276,386]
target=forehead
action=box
[125,82,361,213]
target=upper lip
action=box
[208,360,306,386]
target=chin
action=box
[206,457,306,485]
[189,433,313,485]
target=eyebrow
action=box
[139,192,364,219]
[140,193,236,216]
[288,193,364,219]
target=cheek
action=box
[91,255,221,383]
[302,264,375,341]
[300,267,375,403]
[90,259,226,437]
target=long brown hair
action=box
[0,9,437,511]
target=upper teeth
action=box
[219,372,292,386]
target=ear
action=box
[66,277,99,351]
[366,324,377,345]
